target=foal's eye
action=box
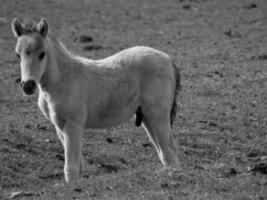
[16,53,21,61]
[39,52,46,61]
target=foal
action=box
[12,18,181,182]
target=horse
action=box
[11,18,181,183]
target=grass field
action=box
[0,0,267,199]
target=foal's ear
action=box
[38,18,49,37]
[12,18,24,37]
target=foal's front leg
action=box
[60,121,83,182]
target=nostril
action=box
[25,80,36,89]
[28,80,34,86]
[21,80,36,95]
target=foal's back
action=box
[96,46,172,72]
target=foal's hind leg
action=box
[142,108,178,167]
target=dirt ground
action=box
[0,0,267,199]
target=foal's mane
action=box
[48,34,94,66]
[48,35,73,57]
[47,33,92,69]
[19,20,40,34]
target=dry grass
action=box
[0,0,267,199]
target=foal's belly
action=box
[84,101,138,129]
[85,108,136,129]
[84,88,139,129]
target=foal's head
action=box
[12,18,49,95]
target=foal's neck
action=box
[39,35,96,94]
[40,35,74,90]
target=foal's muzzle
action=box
[20,80,37,95]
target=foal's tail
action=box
[170,62,181,127]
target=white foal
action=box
[11,18,181,182]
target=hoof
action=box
[64,169,80,183]
[156,164,183,177]
[161,155,179,169]
[163,161,181,171]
